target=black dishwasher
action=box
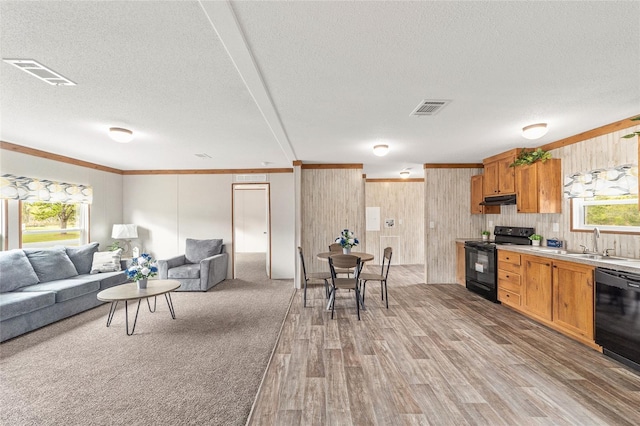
[595,267,640,371]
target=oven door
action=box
[464,244,497,302]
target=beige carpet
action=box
[0,252,294,426]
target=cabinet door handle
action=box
[505,257,510,260]
[506,275,510,278]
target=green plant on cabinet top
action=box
[510,148,552,167]
[621,115,640,139]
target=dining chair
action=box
[328,254,363,320]
[328,243,353,276]
[358,247,393,309]
[298,247,331,307]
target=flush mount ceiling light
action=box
[522,123,548,140]
[3,59,77,86]
[373,144,389,156]
[109,127,134,143]
[399,170,411,178]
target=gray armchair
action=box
[158,239,228,292]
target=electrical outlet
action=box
[552,222,559,232]
[488,220,494,230]
[429,221,435,229]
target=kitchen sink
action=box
[528,248,567,254]
[564,253,605,260]
[563,253,638,262]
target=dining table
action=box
[316,251,375,311]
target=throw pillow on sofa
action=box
[65,242,100,275]
[0,249,40,292]
[90,249,122,274]
[185,238,223,263]
[24,248,79,283]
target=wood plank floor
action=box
[248,264,640,425]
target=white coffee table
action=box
[97,279,181,335]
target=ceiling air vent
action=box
[410,99,451,116]
[3,59,76,86]
[195,153,212,159]
[235,174,267,182]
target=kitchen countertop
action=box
[496,245,640,274]
[456,238,640,273]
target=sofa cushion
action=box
[0,249,40,293]
[185,239,222,264]
[18,278,100,303]
[168,264,201,279]
[24,248,79,283]
[91,249,122,274]
[0,291,56,321]
[96,271,128,290]
[65,242,100,275]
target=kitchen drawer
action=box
[498,251,521,266]
[498,288,521,307]
[498,270,521,293]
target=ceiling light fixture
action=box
[522,123,548,140]
[109,127,134,143]
[373,144,389,156]
[400,171,410,178]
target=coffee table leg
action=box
[165,292,176,319]
[106,301,118,327]
[146,296,157,313]
[125,299,142,336]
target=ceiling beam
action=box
[199,1,297,164]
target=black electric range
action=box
[464,226,534,302]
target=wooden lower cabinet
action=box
[498,251,597,348]
[522,255,553,321]
[552,260,595,340]
[497,251,522,308]
[456,241,465,285]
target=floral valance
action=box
[564,165,638,199]
[0,174,93,204]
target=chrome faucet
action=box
[593,227,600,254]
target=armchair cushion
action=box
[185,239,223,264]
[167,264,201,280]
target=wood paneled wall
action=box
[425,168,485,283]
[485,124,640,258]
[301,168,365,272]
[365,181,424,265]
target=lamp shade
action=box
[111,224,138,239]
[522,123,548,140]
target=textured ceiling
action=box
[1,1,638,178]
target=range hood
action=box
[480,194,517,206]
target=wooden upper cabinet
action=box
[515,158,562,213]
[471,174,500,214]
[552,260,595,340]
[522,255,553,321]
[483,149,518,197]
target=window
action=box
[20,201,89,248]
[572,195,640,233]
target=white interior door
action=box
[233,184,271,278]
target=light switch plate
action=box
[429,221,435,229]
[552,222,559,232]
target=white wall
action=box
[270,173,295,279]
[0,149,123,250]
[122,173,295,280]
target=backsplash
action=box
[485,124,640,259]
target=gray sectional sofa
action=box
[0,243,128,342]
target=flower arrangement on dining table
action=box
[125,253,158,282]
[335,229,359,250]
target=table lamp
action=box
[111,224,138,258]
